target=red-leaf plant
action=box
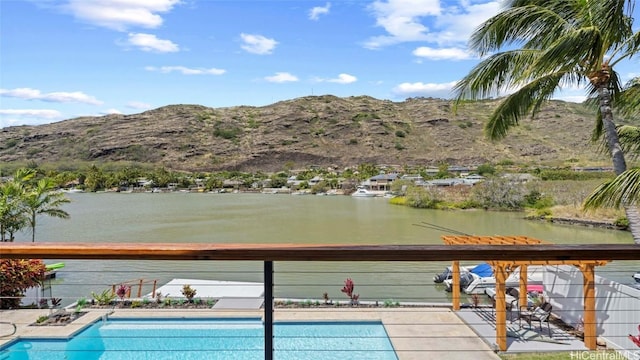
[115,284,130,301]
[340,278,359,305]
[0,259,46,309]
[629,324,640,347]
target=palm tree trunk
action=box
[598,86,640,244]
[31,213,36,242]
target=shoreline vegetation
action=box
[1,164,629,241]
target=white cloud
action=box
[104,108,122,114]
[127,101,153,110]
[240,33,278,55]
[145,65,226,75]
[0,109,63,118]
[64,0,181,31]
[0,109,63,127]
[364,0,501,49]
[412,46,473,60]
[392,81,458,97]
[309,3,331,20]
[0,87,103,105]
[315,73,358,84]
[433,1,501,45]
[127,33,179,52]
[265,72,299,83]
[364,0,441,48]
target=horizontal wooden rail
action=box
[1,242,639,261]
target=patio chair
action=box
[519,301,553,334]
[505,288,520,321]
[489,287,519,320]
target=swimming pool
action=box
[1,318,398,359]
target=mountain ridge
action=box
[0,95,610,172]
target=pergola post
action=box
[518,265,528,309]
[582,264,597,350]
[452,260,460,311]
[495,264,508,352]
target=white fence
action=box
[545,265,640,359]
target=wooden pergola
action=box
[441,235,608,351]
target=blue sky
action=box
[1,0,638,128]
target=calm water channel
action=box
[28,192,637,305]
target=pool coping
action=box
[0,308,500,360]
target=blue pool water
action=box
[1,318,398,360]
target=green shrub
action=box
[454,199,482,209]
[91,289,116,306]
[388,196,408,206]
[4,139,18,148]
[213,127,241,140]
[395,130,406,138]
[524,190,554,209]
[614,217,629,229]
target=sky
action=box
[0,0,638,128]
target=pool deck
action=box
[0,307,500,360]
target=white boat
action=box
[433,263,482,283]
[62,188,84,193]
[633,272,640,283]
[351,187,377,197]
[444,265,545,294]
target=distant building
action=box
[361,173,398,191]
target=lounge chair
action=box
[519,301,553,334]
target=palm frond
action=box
[484,73,563,140]
[584,168,640,209]
[592,110,604,142]
[616,76,640,119]
[469,4,568,55]
[531,27,607,78]
[617,125,640,156]
[586,0,635,44]
[453,49,538,101]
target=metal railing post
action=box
[264,261,274,360]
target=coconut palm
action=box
[0,181,27,242]
[454,0,640,242]
[584,77,640,211]
[22,178,70,242]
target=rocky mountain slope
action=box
[0,95,611,172]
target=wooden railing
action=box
[2,242,638,261]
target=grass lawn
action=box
[499,350,625,359]
[499,353,573,360]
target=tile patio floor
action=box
[456,306,588,353]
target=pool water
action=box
[1,318,398,360]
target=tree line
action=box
[0,168,70,242]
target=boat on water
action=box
[351,187,377,197]
[444,265,545,294]
[633,272,640,283]
[433,263,485,283]
[442,263,494,293]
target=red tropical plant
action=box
[340,278,359,305]
[629,324,640,347]
[115,284,130,301]
[0,259,46,309]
